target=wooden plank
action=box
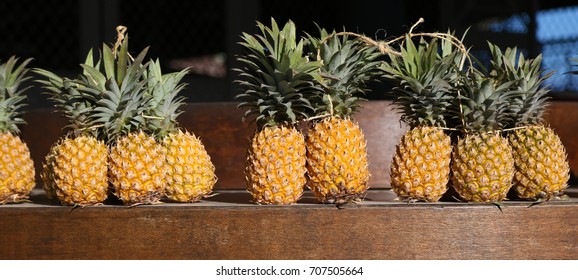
[2,189,578,260]
[544,101,578,179]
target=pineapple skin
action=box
[509,125,569,200]
[306,117,369,203]
[451,132,514,202]
[109,131,167,205]
[163,130,217,202]
[246,126,306,205]
[41,152,57,201]
[391,126,451,202]
[0,133,35,204]
[41,136,108,206]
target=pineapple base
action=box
[0,193,31,204]
[509,125,570,200]
[390,126,451,202]
[306,117,369,204]
[245,126,306,205]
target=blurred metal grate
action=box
[485,5,578,92]
[119,0,226,71]
[0,0,79,70]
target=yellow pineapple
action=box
[383,36,460,202]
[304,29,382,203]
[163,130,216,202]
[451,70,515,202]
[108,131,166,205]
[488,43,569,200]
[0,57,35,204]
[245,125,306,204]
[144,59,216,202]
[390,126,451,202]
[41,136,108,205]
[236,18,322,204]
[75,27,167,205]
[306,118,368,203]
[35,55,109,206]
[509,126,569,199]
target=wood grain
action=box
[544,102,578,178]
[2,190,578,259]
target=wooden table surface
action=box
[2,188,577,260]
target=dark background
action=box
[1,0,577,108]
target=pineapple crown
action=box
[36,27,150,144]
[382,35,460,128]
[36,27,188,142]
[454,68,518,133]
[34,66,99,137]
[487,42,553,127]
[306,27,383,118]
[142,59,189,139]
[75,34,151,145]
[0,56,33,134]
[235,18,323,130]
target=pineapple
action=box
[488,43,569,200]
[76,29,167,206]
[162,130,216,202]
[108,131,166,205]
[245,126,307,204]
[144,59,217,202]
[35,55,109,206]
[235,18,322,204]
[451,70,516,202]
[0,57,35,204]
[41,136,108,206]
[383,36,458,202]
[304,28,382,203]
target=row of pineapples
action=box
[386,35,570,203]
[0,27,217,206]
[236,18,570,205]
[235,19,383,204]
[0,19,571,206]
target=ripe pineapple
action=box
[108,131,166,205]
[162,130,216,202]
[383,36,458,202]
[236,18,322,204]
[451,70,516,202]
[0,57,35,204]
[35,56,108,206]
[41,136,108,205]
[144,59,217,202]
[245,126,307,204]
[76,29,167,206]
[488,43,569,200]
[304,28,382,203]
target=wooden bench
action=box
[1,100,578,259]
